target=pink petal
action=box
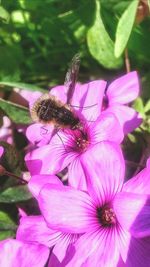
[122,236,150,267]
[0,239,49,267]
[116,258,126,267]
[50,85,68,103]
[65,229,120,267]
[38,184,96,233]
[68,157,87,190]
[107,71,139,105]
[116,227,131,263]
[28,174,62,198]
[49,233,80,265]
[113,192,150,237]
[105,105,142,134]
[18,207,27,218]
[16,215,63,248]
[0,146,4,157]
[21,90,42,106]
[26,123,54,147]
[48,253,61,267]
[71,80,106,121]
[25,134,76,174]
[80,142,125,205]
[123,160,150,195]
[28,91,43,109]
[147,158,150,167]
[90,112,124,144]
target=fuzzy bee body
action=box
[30,94,80,129]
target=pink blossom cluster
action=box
[1,72,150,267]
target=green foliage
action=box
[133,97,145,118]
[0,141,22,174]
[115,0,139,57]
[0,81,45,92]
[0,98,31,124]
[0,185,32,203]
[0,0,148,82]
[0,210,16,240]
[87,0,123,69]
[0,5,10,23]
[145,99,150,113]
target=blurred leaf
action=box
[127,133,137,143]
[0,98,31,125]
[101,0,131,13]
[145,100,150,113]
[133,97,145,117]
[0,45,23,80]
[0,210,16,230]
[0,81,45,92]
[0,230,15,240]
[0,185,32,203]
[115,0,139,58]
[128,25,150,68]
[87,0,123,69]
[0,141,22,177]
[11,10,30,24]
[0,5,10,23]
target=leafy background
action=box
[0,0,150,240]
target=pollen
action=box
[76,137,89,151]
[97,204,117,227]
[75,130,89,152]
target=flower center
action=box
[74,129,89,152]
[76,137,89,151]
[97,204,116,227]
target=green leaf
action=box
[128,133,137,143]
[87,0,123,69]
[0,210,16,240]
[0,81,45,92]
[0,211,16,230]
[0,98,31,124]
[0,185,32,203]
[144,100,150,113]
[0,141,21,175]
[115,0,139,58]
[0,6,10,23]
[133,97,145,117]
[0,230,15,240]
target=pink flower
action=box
[0,116,13,144]
[25,81,124,189]
[103,71,142,134]
[26,81,107,147]
[25,112,123,189]
[37,142,150,266]
[26,71,141,148]
[16,174,81,266]
[0,238,49,267]
[17,215,80,267]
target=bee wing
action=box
[64,53,80,104]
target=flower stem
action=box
[0,165,27,184]
[125,48,131,73]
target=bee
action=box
[30,54,82,130]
